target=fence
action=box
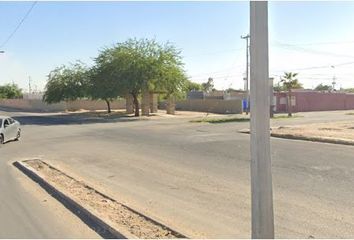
[160,99,242,114]
[0,99,126,112]
[274,91,354,113]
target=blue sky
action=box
[1,1,354,92]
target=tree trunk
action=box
[287,90,292,117]
[166,95,176,115]
[132,93,140,117]
[141,88,150,116]
[105,99,111,113]
[125,94,134,114]
[149,93,158,113]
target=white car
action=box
[0,116,21,144]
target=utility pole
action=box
[241,34,250,114]
[331,65,336,91]
[250,1,274,239]
[28,76,32,95]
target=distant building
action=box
[187,90,247,100]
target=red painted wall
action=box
[274,91,354,113]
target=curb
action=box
[270,133,354,146]
[238,129,354,146]
[13,161,132,239]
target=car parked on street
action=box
[0,116,21,144]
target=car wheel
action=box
[0,135,3,145]
[15,129,21,141]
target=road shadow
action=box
[0,106,53,113]
[11,112,143,126]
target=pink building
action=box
[274,90,354,113]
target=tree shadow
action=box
[0,106,54,113]
[11,112,143,126]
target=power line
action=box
[183,47,243,58]
[187,63,244,78]
[272,40,354,59]
[273,60,354,73]
[271,39,354,47]
[0,1,37,49]
[189,74,241,81]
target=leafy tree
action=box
[226,87,237,92]
[0,84,23,99]
[95,38,187,116]
[201,77,214,92]
[184,80,202,93]
[343,88,354,93]
[89,51,125,113]
[314,83,332,91]
[93,39,149,116]
[281,72,303,117]
[150,50,188,99]
[273,82,285,92]
[43,61,89,104]
[43,39,187,115]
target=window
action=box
[4,119,10,127]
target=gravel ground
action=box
[24,159,183,239]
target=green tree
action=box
[43,61,89,104]
[0,84,23,99]
[273,82,285,92]
[89,51,125,113]
[343,88,354,93]
[281,72,303,117]
[314,83,332,91]
[95,38,187,116]
[201,77,214,92]
[184,80,202,93]
[159,64,188,101]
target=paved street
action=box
[1,108,354,238]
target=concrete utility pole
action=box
[241,34,250,114]
[250,1,275,239]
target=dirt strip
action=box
[21,159,186,239]
[239,121,354,146]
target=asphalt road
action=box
[1,108,354,238]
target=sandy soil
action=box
[272,121,354,141]
[24,159,182,239]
